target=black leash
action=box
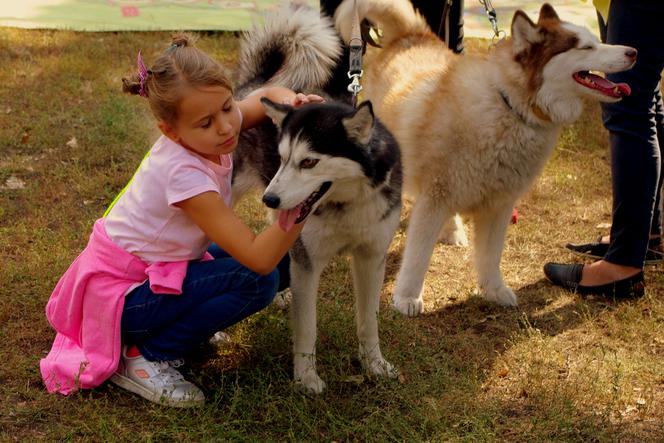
[346,0,363,108]
[345,0,504,106]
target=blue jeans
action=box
[599,0,664,268]
[120,245,289,361]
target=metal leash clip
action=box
[347,70,363,97]
[347,0,364,107]
[479,0,506,45]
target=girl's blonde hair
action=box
[122,33,233,124]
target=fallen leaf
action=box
[66,137,78,149]
[622,405,637,416]
[20,132,30,144]
[497,367,509,378]
[209,331,232,346]
[477,314,500,324]
[2,176,26,190]
[80,81,92,94]
[341,375,364,384]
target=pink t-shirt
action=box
[104,135,233,263]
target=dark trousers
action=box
[320,0,464,53]
[411,0,464,53]
[120,245,290,361]
[598,0,664,268]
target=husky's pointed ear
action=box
[538,3,559,23]
[343,101,374,146]
[511,10,541,54]
[261,97,292,128]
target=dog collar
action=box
[499,90,551,126]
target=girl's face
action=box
[162,85,241,162]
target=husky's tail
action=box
[237,5,342,93]
[334,0,429,48]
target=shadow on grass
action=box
[173,259,649,440]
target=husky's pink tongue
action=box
[616,82,631,96]
[593,75,631,96]
[278,206,302,232]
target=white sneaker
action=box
[110,347,205,408]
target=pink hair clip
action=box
[137,51,148,97]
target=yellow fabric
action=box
[103,149,151,217]
[593,0,610,21]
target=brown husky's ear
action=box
[511,10,542,54]
[342,101,374,146]
[538,3,560,23]
[261,97,292,128]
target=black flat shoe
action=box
[565,240,663,265]
[543,262,645,299]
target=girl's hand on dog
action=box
[287,93,325,107]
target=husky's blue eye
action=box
[300,158,319,169]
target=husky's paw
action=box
[439,231,469,246]
[483,286,518,307]
[364,357,399,378]
[392,292,424,317]
[273,288,292,310]
[294,372,326,395]
[438,217,469,246]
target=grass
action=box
[1,28,663,442]
[2,0,318,32]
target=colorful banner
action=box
[0,0,598,36]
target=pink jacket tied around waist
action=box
[40,218,211,394]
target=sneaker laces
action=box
[167,359,185,369]
[153,360,185,384]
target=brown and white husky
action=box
[335,0,636,314]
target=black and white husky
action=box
[232,5,402,394]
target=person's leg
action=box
[441,0,464,53]
[209,242,290,291]
[409,0,443,34]
[319,0,341,17]
[649,86,664,246]
[581,0,664,286]
[410,0,464,53]
[596,10,606,43]
[121,255,279,361]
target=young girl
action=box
[40,34,323,407]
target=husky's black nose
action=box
[262,193,281,209]
[625,48,637,60]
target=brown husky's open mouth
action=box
[278,181,332,231]
[573,70,631,98]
